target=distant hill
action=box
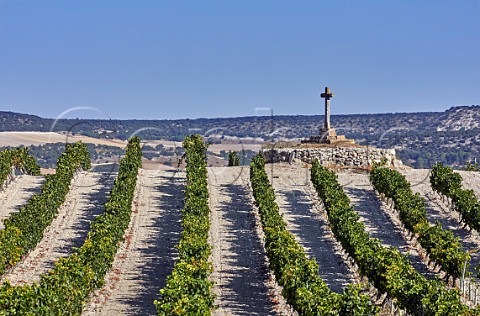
[0,109,446,139]
[0,105,479,168]
[432,106,480,131]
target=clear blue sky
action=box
[1,1,479,119]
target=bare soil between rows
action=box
[208,166,293,316]
[336,171,436,280]
[269,164,358,293]
[401,169,480,275]
[2,171,115,286]
[82,169,184,316]
[0,175,44,230]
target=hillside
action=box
[0,109,443,139]
[434,106,480,131]
[0,105,479,168]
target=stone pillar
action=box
[321,87,334,131]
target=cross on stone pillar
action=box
[320,87,334,130]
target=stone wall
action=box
[262,146,400,167]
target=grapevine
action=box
[154,135,215,315]
[250,154,377,315]
[0,147,40,187]
[311,159,475,315]
[0,142,90,276]
[370,165,468,278]
[0,137,142,315]
[431,163,480,233]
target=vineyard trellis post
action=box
[475,285,478,305]
[469,282,472,301]
[461,249,478,294]
[461,259,468,292]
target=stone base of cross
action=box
[306,127,354,144]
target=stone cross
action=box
[320,87,334,130]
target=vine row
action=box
[311,159,475,316]
[154,135,215,315]
[0,136,142,315]
[250,154,377,315]
[430,162,480,233]
[0,142,90,276]
[0,147,41,186]
[370,165,468,278]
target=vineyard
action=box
[1,137,480,315]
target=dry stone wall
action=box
[262,146,400,167]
